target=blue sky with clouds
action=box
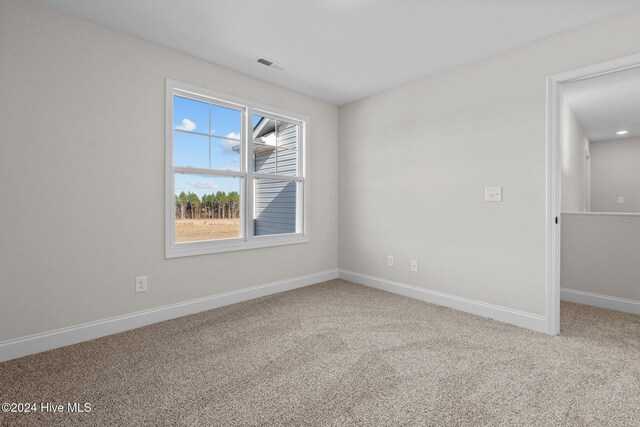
[173,95,243,197]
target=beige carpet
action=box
[1,279,639,426]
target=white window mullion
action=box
[173,167,244,178]
[253,109,303,127]
[208,103,212,169]
[246,107,255,243]
[174,89,245,112]
[239,106,247,241]
[252,173,302,181]
[274,120,279,174]
[297,122,305,234]
[165,85,177,255]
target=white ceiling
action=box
[34,0,640,105]
[564,66,640,141]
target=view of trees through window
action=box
[169,85,304,252]
[174,190,240,242]
[172,95,243,243]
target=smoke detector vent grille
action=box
[256,56,287,71]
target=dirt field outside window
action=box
[175,219,240,242]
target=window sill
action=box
[165,234,309,258]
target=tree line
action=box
[175,191,240,220]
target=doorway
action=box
[547,53,640,335]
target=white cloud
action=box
[176,118,196,132]
[186,180,218,190]
[213,132,241,153]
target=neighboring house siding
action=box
[255,180,297,235]
[254,148,276,173]
[254,121,298,235]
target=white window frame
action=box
[165,79,309,258]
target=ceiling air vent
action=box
[256,56,287,71]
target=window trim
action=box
[165,79,309,258]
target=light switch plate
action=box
[617,196,625,204]
[485,187,503,202]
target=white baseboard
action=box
[339,270,547,333]
[561,288,640,315]
[0,269,339,363]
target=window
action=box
[166,80,308,257]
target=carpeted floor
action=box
[1,279,639,426]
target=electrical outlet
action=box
[135,276,148,293]
[387,255,395,267]
[410,259,418,272]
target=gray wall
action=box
[561,103,590,212]
[339,6,640,316]
[0,0,339,342]
[590,136,640,212]
[561,214,640,301]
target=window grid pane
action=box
[173,95,242,172]
[174,173,241,243]
[276,120,298,150]
[254,178,297,236]
[173,131,209,169]
[252,117,300,177]
[174,95,209,135]
[210,136,240,171]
